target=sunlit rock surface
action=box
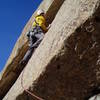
[2,0,100,100]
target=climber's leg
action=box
[22,31,44,64]
[33,32,44,48]
[20,29,44,66]
[21,46,35,65]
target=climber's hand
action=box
[47,24,51,30]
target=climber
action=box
[20,9,51,66]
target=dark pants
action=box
[22,26,44,63]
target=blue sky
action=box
[0,0,42,71]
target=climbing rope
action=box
[20,20,95,100]
[20,33,45,100]
[21,66,44,100]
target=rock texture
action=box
[2,0,100,100]
[0,0,65,99]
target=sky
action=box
[0,0,42,71]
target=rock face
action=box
[0,0,65,99]
[2,0,100,100]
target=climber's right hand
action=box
[47,24,51,30]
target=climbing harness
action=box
[21,38,44,100]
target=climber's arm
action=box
[39,22,48,32]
